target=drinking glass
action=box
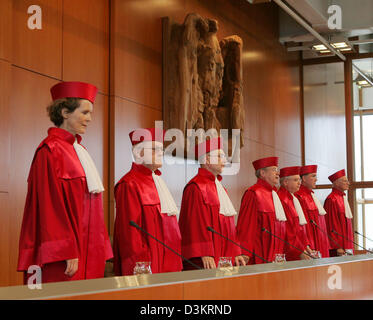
[133,261,152,275]
[273,253,286,264]
[345,249,353,256]
[312,251,322,259]
[218,257,233,268]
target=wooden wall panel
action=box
[12,0,62,78]
[111,0,185,109]
[0,61,11,192]
[0,193,10,287]
[62,0,109,94]
[8,66,59,286]
[0,0,12,61]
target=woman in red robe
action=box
[17,82,113,284]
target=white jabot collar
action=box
[311,192,327,215]
[73,141,104,194]
[272,191,287,222]
[152,172,179,216]
[215,178,237,217]
[291,193,307,225]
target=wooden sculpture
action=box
[163,13,244,155]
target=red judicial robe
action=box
[236,179,286,264]
[295,185,330,258]
[178,168,241,269]
[324,188,354,254]
[113,163,182,276]
[277,187,310,261]
[17,127,113,283]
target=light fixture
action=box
[331,42,349,49]
[311,40,353,56]
[312,44,327,51]
[357,79,370,87]
[353,63,373,88]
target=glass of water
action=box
[133,261,152,275]
[218,257,233,268]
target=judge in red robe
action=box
[324,169,354,256]
[113,128,182,275]
[18,81,113,284]
[236,157,287,264]
[277,166,314,261]
[179,137,245,270]
[295,165,330,258]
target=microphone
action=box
[129,220,202,270]
[207,226,270,263]
[332,229,373,254]
[261,228,315,259]
[354,230,373,244]
[310,219,352,255]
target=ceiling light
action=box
[357,80,370,87]
[331,42,349,49]
[312,44,327,51]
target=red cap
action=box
[195,137,223,158]
[300,165,318,176]
[280,166,300,178]
[129,128,165,146]
[50,81,98,103]
[252,157,279,171]
[328,169,346,183]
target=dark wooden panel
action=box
[12,0,63,78]
[0,0,12,61]
[62,0,109,94]
[111,0,185,109]
[0,60,11,192]
[0,192,10,287]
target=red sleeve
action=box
[178,183,215,259]
[17,146,79,271]
[282,203,306,259]
[295,194,315,250]
[236,190,259,260]
[113,181,151,276]
[324,198,344,250]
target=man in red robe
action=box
[236,157,287,264]
[295,165,330,258]
[113,128,182,275]
[324,169,354,256]
[179,137,245,270]
[18,81,113,283]
[277,166,314,261]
